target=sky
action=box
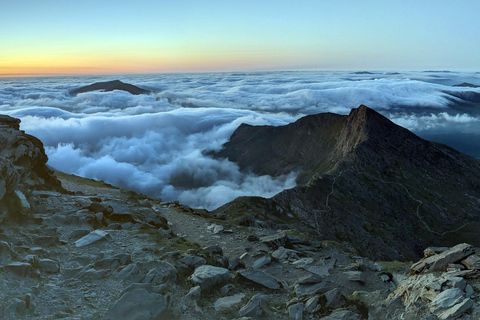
[1,0,480,76]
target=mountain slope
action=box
[214,105,480,260]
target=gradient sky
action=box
[1,0,479,76]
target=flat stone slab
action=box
[74,230,108,247]
[238,269,281,290]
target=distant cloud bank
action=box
[1,71,479,209]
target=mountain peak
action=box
[70,80,150,96]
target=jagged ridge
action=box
[214,105,480,260]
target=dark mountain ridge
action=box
[70,80,150,96]
[214,105,480,260]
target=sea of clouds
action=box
[1,71,479,209]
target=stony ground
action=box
[1,173,480,319]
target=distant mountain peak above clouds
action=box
[69,80,150,96]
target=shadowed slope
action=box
[214,105,480,260]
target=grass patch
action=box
[55,171,117,189]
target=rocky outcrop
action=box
[381,244,480,320]
[214,106,480,261]
[69,80,150,96]
[0,115,63,222]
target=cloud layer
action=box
[1,71,479,209]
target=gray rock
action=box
[239,294,267,318]
[298,274,323,285]
[462,254,480,270]
[444,275,466,290]
[295,282,327,297]
[325,288,342,308]
[143,261,177,284]
[345,271,365,284]
[68,229,92,240]
[38,258,60,273]
[320,309,361,320]
[411,243,474,273]
[304,295,320,313]
[436,298,474,320]
[23,255,39,268]
[260,231,292,249]
[204,244,223,255]
[93,253,132,270]
[191,265,230,291]
[288,302,304,320]
[0,241,16,265]
[252,256,271,269]
[430,288,465,311]
[74,230,108,247]
[303,265,332,277]
[186,286,201,300]
[179,255,206,269]
[228,257,245,270]
[117,263,144,283]
[6,262,32,276]
[14,190,31,209]
[238,269,281,290]
[214,293,246,312]
[103,288,169,320]
[220,284,238,296]
[272,246,288,260]
[79,268,108,280]
[4,298,28,318]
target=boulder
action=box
[239,294,267,318]
[411,243,474,273]
[295,282,328,297]
[185,286,201,300]
[304,296,321,313]
[288,302,304,320]
[179,255,206,269]
[436,298,474,320]
[462,254,480,270]
[325,288,343,308]
[252,256,271,269]
[38,258,60,273]
[260,231,292,249]
[238,269,281,290]
[191,265,230,291]
[103,288,169,320]
[214,293,246,312]
[143,261,177,284]
[117,263,144,283]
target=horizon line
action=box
[1,69,478,79]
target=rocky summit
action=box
[214,105,480,261]
[1,111,480,319]
[69,80,150,96]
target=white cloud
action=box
[1,71,479,209]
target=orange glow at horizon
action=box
[0,47,300,78]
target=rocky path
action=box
[2,173,480,319]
